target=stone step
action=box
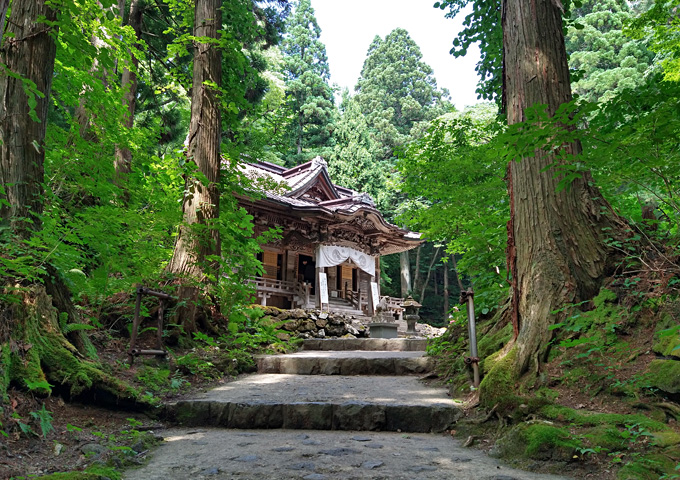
[302,338,428,352]
[256,351,432,375]
[168,374,461,433]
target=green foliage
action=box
[354,28,451,163]
[134,365,189,396]
[566,0,654,103]
[435,0,502,104]
[626,0,680,82]
[398,104,507,312]
[327,91,387,206]
[29,404,55,439]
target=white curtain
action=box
[316,245,375,277]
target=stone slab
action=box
[124,428,573,480]
[256,350,433,375]
[302,338,428,351]
[168,375,461,433]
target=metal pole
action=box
[466,290,480,388]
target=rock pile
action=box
[258,307,369,340]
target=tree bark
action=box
[502,0,622,375]
[399,250,411,297]
[166,0,222,333]
[419,246,440,304]
[443,260,449,322]
[0,0,57,238]
[114,0,143,189]
[412,245,422,294]
[0,0,10,46]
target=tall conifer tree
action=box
[354,28,450,162]
[281,0,335,165]
[566,0,653,103]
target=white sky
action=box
[311,0,482,110]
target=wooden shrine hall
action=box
[239,157,422,317]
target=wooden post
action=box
[157,300,165,350]
[357,270,363,313]
[315,266,321,308]
[368,275,375,317]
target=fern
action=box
[62,323,96,334]
[29,404,54,438]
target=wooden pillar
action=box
[357,270,363,312]
[260,293,270,306]
[368,274,375,317]
[315,266,321,308]
[287,251,296,284]
[375,257,381,297]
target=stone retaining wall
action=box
[257,307,369,340]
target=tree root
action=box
[471,403,499,424]
[653,402,680,421]
[1,285,147,408]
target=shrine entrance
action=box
[298,254,316,294]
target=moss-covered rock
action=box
[479,346,518,408]
[490,421,578,462]
[616,446,680,480]
[651,430,680,447]
[540,405,668,431]
[478,322,513,374]
[646,359,680,395]
[652,312,680,359]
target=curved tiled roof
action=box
[240,157,422,255]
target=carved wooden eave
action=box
[236,157,423,256]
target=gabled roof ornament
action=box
[311,156,328,169]
[355,193,375,207]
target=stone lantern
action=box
[402,296,421,336]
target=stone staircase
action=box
[169,338,461,433]
[307,295,366,317]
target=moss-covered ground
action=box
[429,288,680,479]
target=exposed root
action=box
[1,284,147,407]
[471,403,499,424]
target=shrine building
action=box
[239,157,422,317]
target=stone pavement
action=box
[124,338,573,479]
[124,428,571,480]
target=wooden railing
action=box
[384,296,404,320]
[346,288,360,311]
[248,276,399,317]
[295,281,311,308]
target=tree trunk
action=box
[114,0,143,190]
[166,0,222,333]
[297,111,303,156]
[0,1,140,404]
[502,0,622,375]
[0,0,57,238]
[412,245,422,294]
[419,246,440,304]
[399,250,411,297]
[443,260,449,322]
[451,254,464,291]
